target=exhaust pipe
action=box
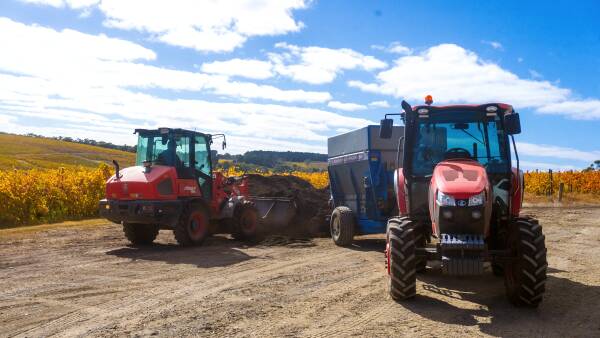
[112,160,122,179]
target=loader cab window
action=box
[410,111,509,176]
[136,134,191,168]
[194,136,212,197]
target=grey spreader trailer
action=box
[327,125,404,246]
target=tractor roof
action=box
[410,103,514,113]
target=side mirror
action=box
[504,113,521,135]
[379,118,394,139]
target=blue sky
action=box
[0,0,599,170]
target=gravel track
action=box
[1,207,599,337]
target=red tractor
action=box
[380,98,547,307]
[99,128,269,246]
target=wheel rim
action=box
[240,209,258,235]
[188,211,207,241]
[331,216,340,239]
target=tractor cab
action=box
[133,128,216,198]
[380,99,523,224]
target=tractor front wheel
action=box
[174,205,210,246]
[123,223,159,245]
[386,217,418,301]
[504,217,547,307]
[232,202,260,241]
[330,206,354,246]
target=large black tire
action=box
[232,202,259,241]
[123,223,158,245]
[174,204,210,246]
[387,217,419,300]
[504,216,547,307]
[330,206,354,246]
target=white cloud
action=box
[327,101,367,111]
[201,58,274,80]
[482,40,503,50]
[517,142,600,163]
[536,100,600,120]
[21,0,99,8]
[270,43,387,84]
[348,43,573,109]
[368,100,390,108]
[0,18,370,153]
[518,160,578,171]
[21,0,310,52]
[0,17,330,103]
[371,41,412,55]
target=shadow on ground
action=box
[106,236,253,268]
[398,267,600,337]
[346,237,386,252]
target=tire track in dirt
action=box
[1,207,600,337]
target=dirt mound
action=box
[245,174,330,236]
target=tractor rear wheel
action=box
[330,206,354,246]
[386,217,418,301]
[504,216,547,307]
[174,205,210,246]
[232,202,259,241]
[123,223,158,245]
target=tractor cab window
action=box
[136,134,191,168]
[411,111,509,176]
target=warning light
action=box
[425,95,433,105]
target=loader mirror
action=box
[504,113,521,135]
[379,118,394,139]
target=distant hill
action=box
[0,133,135,170]
[218,150,327,172]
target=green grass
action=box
[0,133,135,170]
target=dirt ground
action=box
[1,207,599,337]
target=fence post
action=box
[558,183,564,202]
[548,169,553,196]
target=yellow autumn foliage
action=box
[0,164,112,226]
[3,164,598,227]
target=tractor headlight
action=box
[437,191,456,206]
[468,192,485,206]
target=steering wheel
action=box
[444,147,472,159]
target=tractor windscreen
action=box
[411,111,509,176]
[135,134,191,167]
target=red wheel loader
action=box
[380,98,547,307]
[99,128,296,246]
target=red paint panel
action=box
[511,167,523,217]
[395,168,408,215]
[105,165,178,200]
[432,159,488,198]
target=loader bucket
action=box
[250,196,297,227]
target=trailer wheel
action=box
[123,223,158,245]
[330,206,354,246]
[232,202,259,241]
[386,217,418,301]
[174,205,209,246]
[504,217,547,307]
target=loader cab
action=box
[380,101,521,221]
[134,128,214,198]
